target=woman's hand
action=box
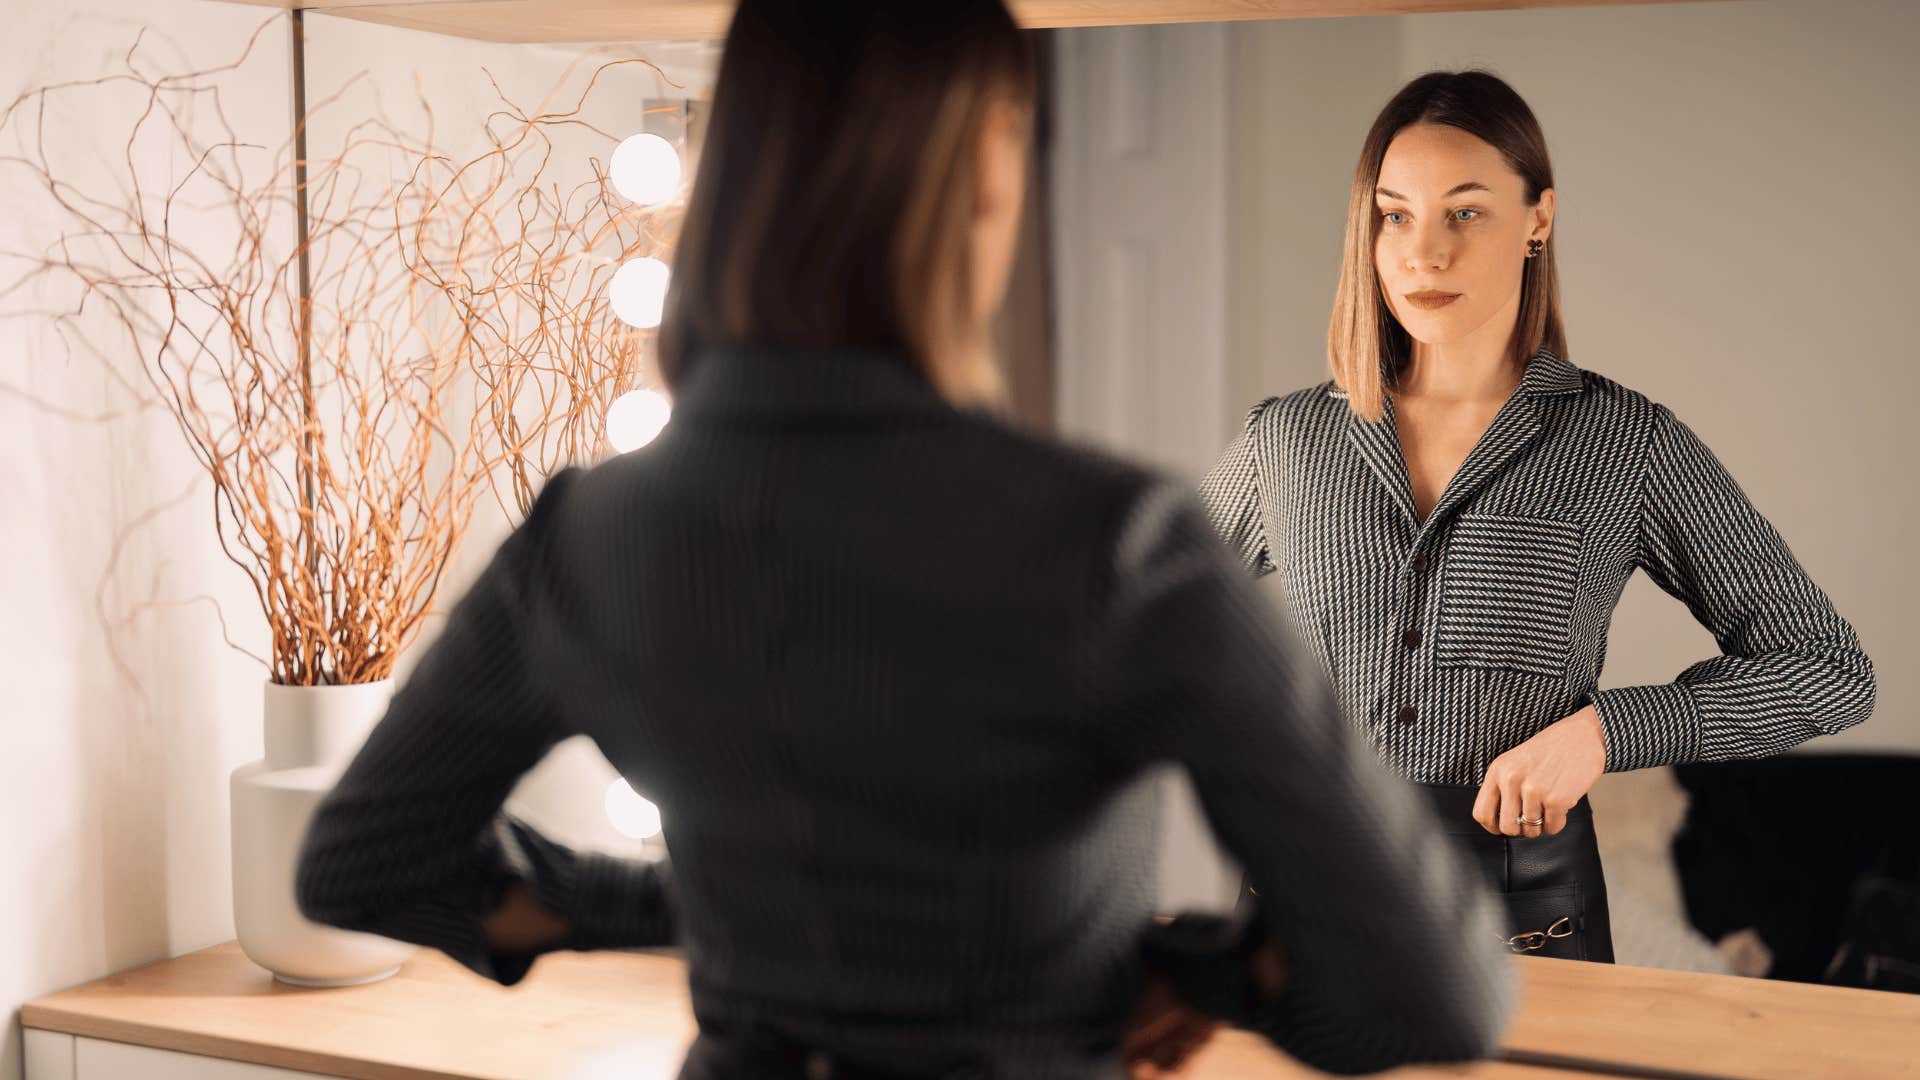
[1122,976,1220,1077]
[1122,934,1286,1077]
[1471,705,1607,838]
[481,880,570,954]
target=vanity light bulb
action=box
[607,256,670,329]
[605,388,671,453]
[609,132,682,205]
[604,779,663,840]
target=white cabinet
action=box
[25,1031,340,1080]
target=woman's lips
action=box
[1405,291,1461,310]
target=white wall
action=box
[1,5,289,1078]
[0,7,712,1077]
[1225,0,1919,753]
[1051,24,1244,911]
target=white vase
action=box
[231,680,415,987]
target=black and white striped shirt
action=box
[1199,350,1875,785]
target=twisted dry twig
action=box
[2,18,681,685]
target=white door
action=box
[1050,23,1239,912]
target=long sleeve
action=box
[296,470,676,986]
[1590,406,1875,772]
[1097,482,1514,1075]
[1198,399,1278,578]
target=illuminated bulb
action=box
[604,778,663,840]
[607,256,670,329]
[609,133,682,205]
[605,388,671,453]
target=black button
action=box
[1411,552,1430,574]
[1396,705,1418,725]
[1402,628,1423,648]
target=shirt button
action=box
[1402,628,1423,648]
[1396,705,1418,725]
[1411,552,1430,574]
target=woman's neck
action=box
[1398,289,1528,405]
[1399,340,1523,405]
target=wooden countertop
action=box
[21,942,1920,1079]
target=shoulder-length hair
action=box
[1328,70,1566,421]
[658,0,1036,399]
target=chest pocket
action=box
[1436,514,1584,679]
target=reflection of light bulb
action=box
[606,389,671,453]
[608,256,670,329]
[609,133,682,205]
[567,1039,681,1080]
[604,779,663,840]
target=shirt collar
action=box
[671,345,956,421]
[1326,349,1585,400]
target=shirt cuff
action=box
[1588,684,1702,772]
[501,817,676,954]
[561,850,677,951]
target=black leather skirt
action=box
[1417,783,1614,963]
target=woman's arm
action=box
[1589,405,1876,772]
[1197,399,1279,578]
[295,470,676,986]
[1098,482,1513,1075]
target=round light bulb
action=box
[609,133,682,205]
[605,388,671,453]
[604,778,663,840]
[607,256,670,329]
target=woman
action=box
[1202,70,1875,964]
[296,5,1513,1077]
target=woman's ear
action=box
[1530,187,1557,246]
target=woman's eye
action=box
[1382,211,1407,225]
[1452,208,1481,222]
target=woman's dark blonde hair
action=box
[658,0,1036,399]
[1328,70,1566,420]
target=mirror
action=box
[1044,0,1915,985]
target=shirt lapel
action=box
[1340,351,1585,538]
[1420,351,1584,534]
[1343,389,1420,531]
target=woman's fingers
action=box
[1518,789,1544,839]
[1478,760,1579,839]
[1154,1016,1219,1072]
[1123,976,1220,1075]
[1499,774,1524,837]
[1544,802,1569,836]
[1471,773,1501,834]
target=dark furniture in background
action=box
[1673,753,1920,991]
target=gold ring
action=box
[1517,814,1544,828]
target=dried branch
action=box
[2,19,682,685]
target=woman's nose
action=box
[1406,227,1450,273]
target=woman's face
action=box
[1372,123,1554,354]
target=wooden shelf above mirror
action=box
[220,1,1718,44]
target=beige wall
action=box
[1226,0,1918,753]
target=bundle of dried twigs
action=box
[1,19,680,685]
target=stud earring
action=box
[1526,238,1545,258]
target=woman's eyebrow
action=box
[1375,181,1492,200]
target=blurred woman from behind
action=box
[298,4,1514,1077]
